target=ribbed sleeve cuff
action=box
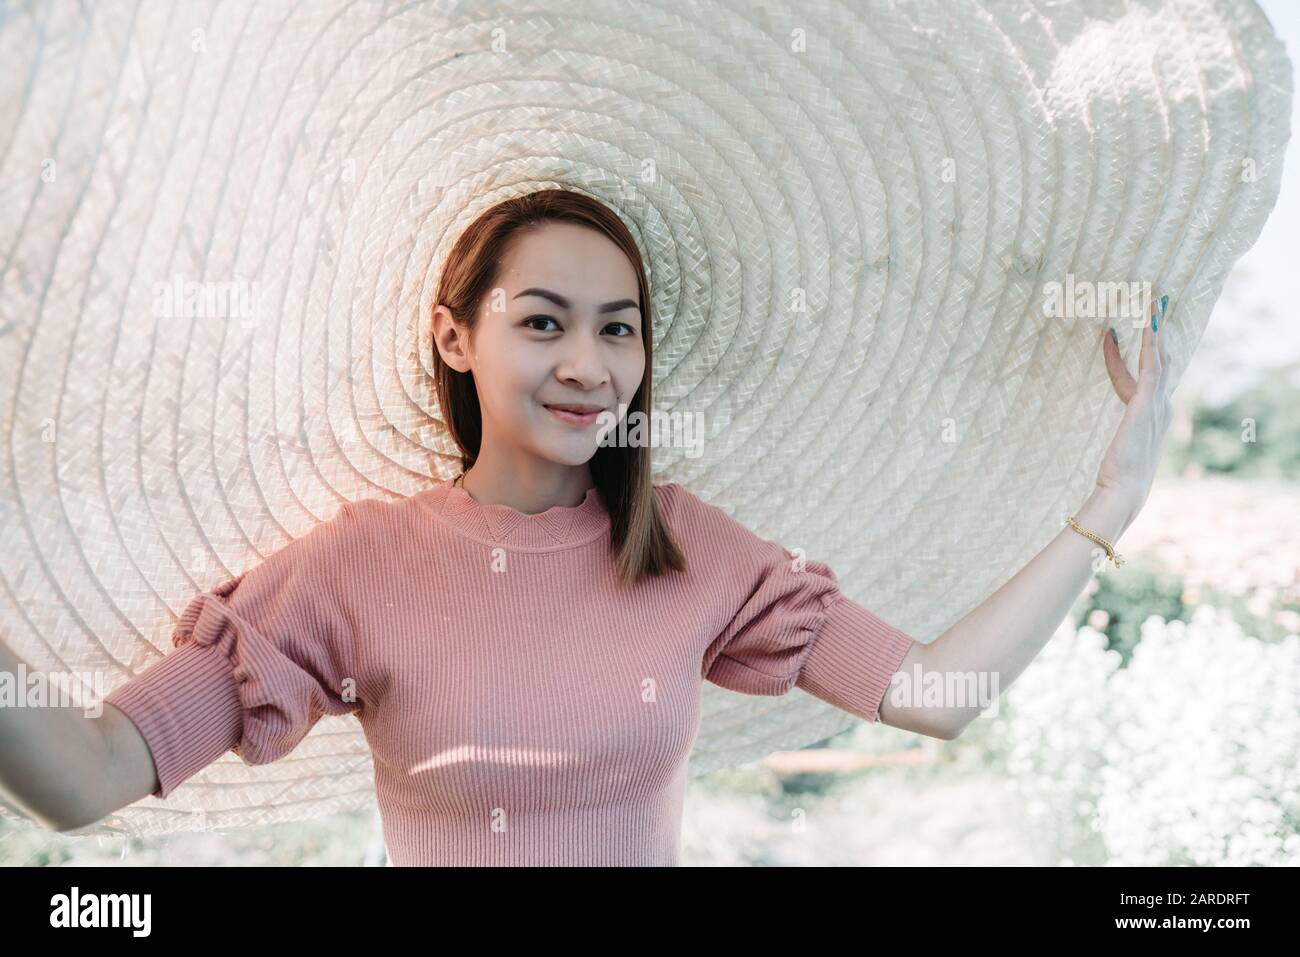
[102,642,244,798]
[795,597,916,724]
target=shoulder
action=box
[319,492,426,559]
[273,493,443,603]
[652,480,741,522]
[340,488,436,522]
[651,480,681,514]
[651,480,698,528]
[651,481,771,558]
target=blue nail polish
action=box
[1152,306,1158,333]
[1109,327,1118,345]
[1159,294,1168,319]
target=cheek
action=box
[615,348,647,401]
[477,342,544,397]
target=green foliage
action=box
[1170,366,1300,479]
[1176,584,1299,645]
[1074,558,1187,666]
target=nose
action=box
[554,328,611,390]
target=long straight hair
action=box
[431,188,686,588]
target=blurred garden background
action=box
[3,0,1297,871]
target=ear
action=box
[432,304,472,373]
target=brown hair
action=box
[431,188,686,588]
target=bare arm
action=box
[880,485,1137,737]
[0,636,159,831]
[881,293,1174,738]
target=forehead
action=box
[496,222,638,298]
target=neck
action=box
[457,461,595,515]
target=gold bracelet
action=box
[1065,516,1125,567]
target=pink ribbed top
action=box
[103,477,916,866]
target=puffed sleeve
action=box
[103,504,363,799]
[666,484,916,724]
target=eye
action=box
[523,315,559,331]
[605,322,636,337]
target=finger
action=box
[1102,326,1136,403]
[1137,293,1161,393]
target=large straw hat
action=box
[0,0,1290,839]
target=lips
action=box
[543,403,605,425]
[543,403,604,414]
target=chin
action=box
[538,443,599,467]
[528,424,600,464]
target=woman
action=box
[0,189,1173,865]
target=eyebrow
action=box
[514,287,641,315]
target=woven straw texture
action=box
[0,0,1291,838]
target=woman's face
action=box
[435,220,645,472]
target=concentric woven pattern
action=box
[0,0,1290,838]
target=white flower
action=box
[987,606,1300,866]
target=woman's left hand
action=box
[1096,292,1174,522]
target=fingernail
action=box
[1109,327,1118,345]
[1151,304,1158,333]
[1159,294,1168,319]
